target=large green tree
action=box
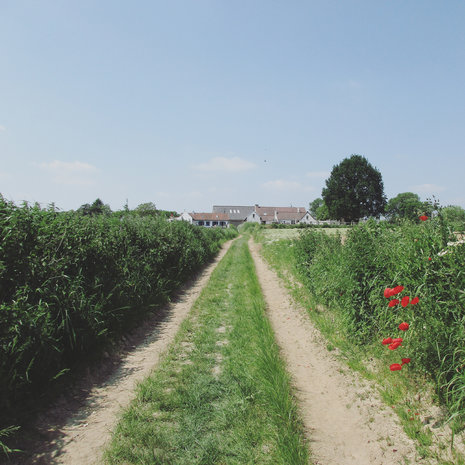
[322,155,386,222]
[385,192,424,222]
[309,198,329,220]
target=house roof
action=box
[212,205,255,220]
[255,206,307,217]
[276,211,307,221]
[190,213,229,221]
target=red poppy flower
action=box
[382,337,393,345]
[391,285,404,296]
[388,342,402,350]
[392,338,403,343]
[399,322,410,331]
[384,288,392,298]
[401,358,411,365]
[388,299,399,308]
[428,257,432,261]
[411,296,419,305]
[419,215,428,221]
[390,363,402,371]
[401,296,410,307]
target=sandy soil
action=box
[13,239,234,465]
[249,238,419,465]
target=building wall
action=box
[175,212,193,223]
[298,213,318,224]
[245,211,261,223]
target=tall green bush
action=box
[0,195,236,437]
[294,215,465,424]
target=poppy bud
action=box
[411,297,419,305]
[399,322,409,331]
[401,358,411,365]
[384,288,392,298]
[388,299,399,308]
[392,338,403,343]
[382,337,393,345]
[401,296,410,307]
[419,215,428,221]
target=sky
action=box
[1,0,464,213]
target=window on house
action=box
[198,221,204,226]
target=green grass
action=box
[255,228,465,465]
[103,235,309,465]
[256,227,348,244]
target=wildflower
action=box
[419,215,428,221]
[388,299,399,308]
[389,341,402,350]
[428,257,432,261]
[382,337,393,345]
[401,296,410,307]
[401,358,411,365]
[390,363,402,371]
[384,288,392,298]
[392,337,403,343]
[391,285,404,295]
[399,322,410,331]
[410,296,419,305]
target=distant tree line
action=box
[309,154,465,224]
[77,199,177,219]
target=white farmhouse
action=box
[245,205,318,225]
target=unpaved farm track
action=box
[248,238,419,465]
[14,240,235,465]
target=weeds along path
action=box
[20,239,235,465]
[249,238,419,465]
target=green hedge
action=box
[294,217,465,424]
[0,196,237,429]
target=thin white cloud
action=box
[38,160,98,186]
[262,179,315,192]
[410,183,446,194]
[194,156,256,173]
[306,170,330,179]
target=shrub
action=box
[0,195,237,437]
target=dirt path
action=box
[19,240,234,465]
[249,239,419,465]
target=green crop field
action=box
[0,195,237,456]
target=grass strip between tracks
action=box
[104,235,309,465]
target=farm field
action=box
[258,227,348,243]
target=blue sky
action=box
[1,0,464,213]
